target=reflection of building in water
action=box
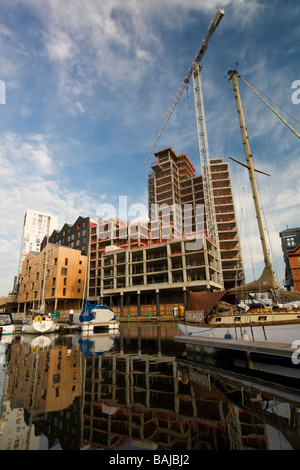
[3,338,84,449]
[2,325,300,450]
[182,362,300,450]
[0,342,40,450]
[81,326,275,450]
[0,400,40,450]
[7,341,82,414]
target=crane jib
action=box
[144,8,224,166]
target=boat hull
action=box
[22,320,59,334]
[79,303,119,333]
[0,313,15,336]
[178,321,300,344]
[80,321,120,333]
[0,324,15,335]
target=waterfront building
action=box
[287,245,300,292]
[40,215,97,256]
[18,209,58,276]
[18,243,87,314]
[280,227,300,291]
[89,219,222,315]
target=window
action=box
[54,258,57,265]
[65,258,68,266]
[63,277,67,285]
[51,288,55,296]
[63,288,66,296]
[234,316,241,321]
[53,374,60,384]
[61,267,68,275]
[258,316,267,321]
[285,235,296,248]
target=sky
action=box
[0,0,299,296]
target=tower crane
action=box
[144,8,224,166]
[144,8,225,287]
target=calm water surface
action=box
[1,322,300,451]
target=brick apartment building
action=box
[280,227,300,291]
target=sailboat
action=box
[22,307,59,334]
[22,236,59,335]
[178,70,300,344]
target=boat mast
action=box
[228,70,272,271]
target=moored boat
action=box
[178,70,300,345]
[79,301,120,333]
[22,314,59,334]
[178,290,300,344]
[0,313,15,336]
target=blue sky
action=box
[0,0,299,295]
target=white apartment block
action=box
[18,209,58,276]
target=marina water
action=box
[0,322,300,450]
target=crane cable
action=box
[238,73,300,139]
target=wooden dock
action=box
[174,334,297,360]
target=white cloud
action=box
[0,133,54,176]
[0,132,101,295]
[45,30,75,61]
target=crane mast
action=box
[144,8,225,288]
[144,8,224,166]
[192,62,223,287]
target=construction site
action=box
[88,146,244,316]
[87,8,245,317]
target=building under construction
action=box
[87,9,245,316]
[148,148,244,290]
[88,147,244,316]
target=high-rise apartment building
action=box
[18,209,58,277]
[148,148,245,290]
